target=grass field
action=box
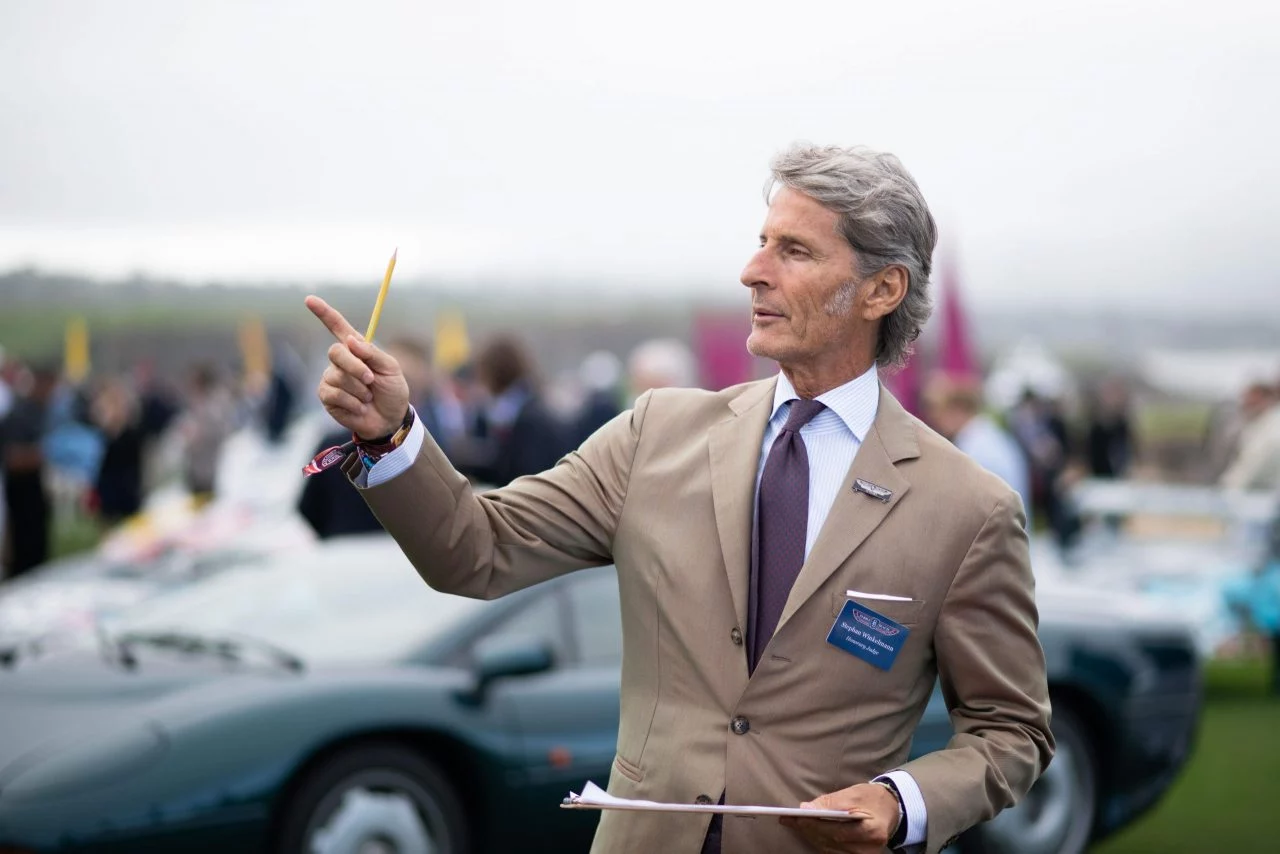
[1092,658,1280,852]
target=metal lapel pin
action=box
[853,479,893,503]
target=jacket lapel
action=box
[776,385,921,633]
[708,378,777,633]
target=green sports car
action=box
[0,535,1199,854]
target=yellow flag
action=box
[64,316,90,383]
[238,316,272,379]
[433,310,471,372]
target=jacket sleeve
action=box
[897,491,1055,854]
[347,392,652,600]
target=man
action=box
[307,143,1052,853]
[573,350,624,445]
[1085,377,1133,480]
[922,373,1032,519]
[1220,379,1280,491]
[1,363,58,577]
[176,363,236,504]
[390,337,466,458]
[0,350,12,570]
[454,335,571,488]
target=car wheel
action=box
[276,742,470,854]
[961,704,1097,854]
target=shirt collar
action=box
[771,365,880,442]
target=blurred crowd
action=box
[0,333,701,579]
[0,350,283,580]
[4,331,1279,582]
[297,335,699,540]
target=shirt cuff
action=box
[876,770,927,849]
[364,407,426,488]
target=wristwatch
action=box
[873,779,908,850]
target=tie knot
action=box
[781,398,826,433]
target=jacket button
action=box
[730,627,743,646]
[695,794,714,805]
[731,716,750,735]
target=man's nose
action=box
[740,248,770,289]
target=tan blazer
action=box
[353,379,1053,854]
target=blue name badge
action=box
[826,599,910,671]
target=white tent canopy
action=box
[1138,349,1280,402]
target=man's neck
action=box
[780,358,877,399]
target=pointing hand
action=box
[305,295,410,440]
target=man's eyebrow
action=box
[762,232,812,249]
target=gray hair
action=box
[767,143,938,368]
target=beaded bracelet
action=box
[354,407,416,470]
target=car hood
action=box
[0,649,262,775]
[0,648,469,783]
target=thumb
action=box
[347,335,400,375]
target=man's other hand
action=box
[778,782,901,854]
[305,295,411,440]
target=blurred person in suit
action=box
[451,335,570,488]
[1009,390,1079,546]
[391,337,465,458]
[0,349,12,569]
[922,373,1032,522]
[1,363,59,578]
[1085,377,1133,480]
[176,364,236,504]
[306,143,1051,854]
[1220,378,1280,491]
[628,337,698,399]
[1203,380,1271,482]
[573,350,624,445]
[88,377,146,524]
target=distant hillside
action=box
[2,268,1277,380]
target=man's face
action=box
[740,187,869,371]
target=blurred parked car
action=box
[0,536,1198,854]
[1046,479,1279,657]
[0,507,314,656]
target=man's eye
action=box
[786,245,810,258]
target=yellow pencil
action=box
[364,248,398,341]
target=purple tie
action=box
[751,398,826,668]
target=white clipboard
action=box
[560,781,868,821]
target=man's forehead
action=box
[762,186,841,234]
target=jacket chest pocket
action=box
[831,592,926,627]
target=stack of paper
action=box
[561,781,865,820]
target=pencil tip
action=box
[391,247,398,259]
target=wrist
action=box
[355,406,412,444]
[353,407,415,470]
[872,780,907,849]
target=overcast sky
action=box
[1,0,1277,311]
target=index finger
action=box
[305,295,361,344]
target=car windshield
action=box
[107,535,486,666]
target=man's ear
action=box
[859,265,908,321]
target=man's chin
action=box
[746,332,785,362]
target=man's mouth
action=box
[752,307,784,320]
